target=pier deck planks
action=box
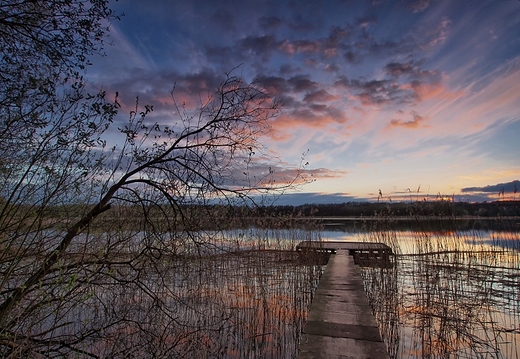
[298,248,390,359]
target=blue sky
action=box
[87,0,520,204]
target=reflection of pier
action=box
[296,241,392,359]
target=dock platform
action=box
[298,242,391,359]
[296,240,393,267]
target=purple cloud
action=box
[303,89,337,103]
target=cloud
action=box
[366,36,416,59]
[279,39,321,54]
[356,15,378,28]
[334,59,445,107]
[174,69,224,96]
[104,68,225,111]
[89,0,520,204]
[408,80,445,101]
[461,180,519,193]
[203,45,237,68]
[267,80,349,130]
[384,61,444,101]
[383,61,440,82]
[272,106,348,129]
[384,62,416,77]
[287,75,318,92]
[279,64,299,75]
[343,50,359,64]
[335,77,414,106]
[461,180,519,201]
[420,17,451,50]
[207,12,438,72]
[241,160,346,188]
[89,25,155,78]
[389,111,428,129]
[324,63,340,72]
[409,0,430,13]
[308,167,348,178]
[304,58,320,68]
[460,118,520,165]
[303,89,337,103]
[311,105,346,121]
[254,74,323,107]
[322,26,351,57]
[255,75,289,95]
[335,14,451,66]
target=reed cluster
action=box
[15,225,324,358]
[359,215,519,359]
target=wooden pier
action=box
[296,240,392,262]
[297,242,391,359]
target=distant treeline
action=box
[259,200,520,218]
[33,200,520,231]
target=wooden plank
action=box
[296,240,392,252]
[298,252,389,359]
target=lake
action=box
[3,215,517,358]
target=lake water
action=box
[6,217,516,358]
[319,217,520,359]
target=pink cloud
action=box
[279,39,321,54]
[389,111,428,129]
[323,48,339,58]
[408,81,444,101]
[243,157,347,188]
[271,106,349,131]
[309,167,348,178]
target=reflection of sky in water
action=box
[321,228,520,255]
[471,233,520,251]
[320,229,359,242]
[358,227,520,359]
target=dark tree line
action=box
[261,200,520,218]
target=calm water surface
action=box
[320,218,519,359]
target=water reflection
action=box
[326,218,520,359]
[322,228,519,255]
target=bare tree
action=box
[0,72,310,357]
[0,3,314,356]
[0,0,117,162]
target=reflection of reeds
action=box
[28,225,325,358]
[358,213,401,358]
[359,214,520,359]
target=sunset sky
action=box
[89,0,520,205]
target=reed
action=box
[27,224,325,358]
[359,213,520,359]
